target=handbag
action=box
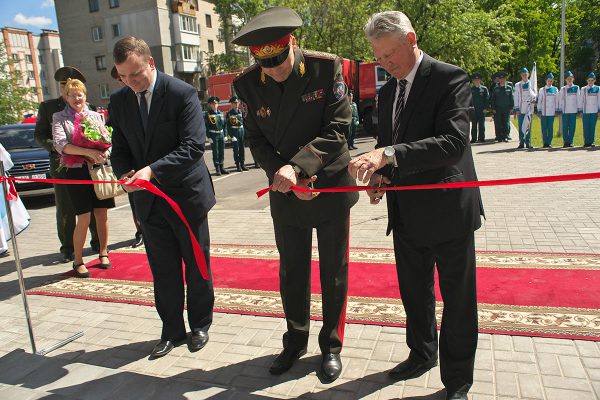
[87,161,123,200]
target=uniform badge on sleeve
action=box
[333,76,347,101]
[257,106,271,118]
[301,89,326,103]
[240,101,248,118]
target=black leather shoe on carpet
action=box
[131,232,143,248]
[388,356,438,380]
[149,337,186,359]
[320,353,342,382]
[189,330,209,352]
[269,347,307,375]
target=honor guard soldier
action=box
[490,71,514,142]
[348,91,359,149]
[232,6,359,382]
[470,73,489,143]
[34,66,100,262]
[537,73,559,147]
[204,96,228,175]
[581,72,599,147]
[514,67,535,149]
[559,71,581,147]
[226,96,249,171]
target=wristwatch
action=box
[383,146,396,165]
[292,164,305,177]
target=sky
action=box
[0,0,58,34]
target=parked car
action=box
[0,124,53,197]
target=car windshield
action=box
[0,127,38,150]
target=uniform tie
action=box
[138,90,148,133]
[392,79,407,144]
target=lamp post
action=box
[232,3,251,66]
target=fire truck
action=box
[205,59,390,134]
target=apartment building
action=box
[0,27,63,104]
[55,0,225,106]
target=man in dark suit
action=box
[232,7,359,382]
[34,66,100,262]
[348,11,484,400]
[109,37,216,359]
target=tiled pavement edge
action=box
[0,119,599,399]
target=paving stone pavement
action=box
[0,119,599,399]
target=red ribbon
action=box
[256,171,600,198]
[0,176,209,280]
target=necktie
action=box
[138,90,148,133]
[392,79,407,144]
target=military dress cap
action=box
[588,72,597,79]
[565,71,573,77]
[520,67,529,73]
[547,73,555,79]
[229,95,239,103]
[471,73,483,79]
[496,71,507,78]
[54,66,86,83]
[232,7,302,68]
[207,96,220,104]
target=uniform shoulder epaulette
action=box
[234,64,259,82]
[302,49,337,61]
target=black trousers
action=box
[141,198,214,340]
[273,213,349,354]
[393,230,478,393]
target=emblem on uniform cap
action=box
[257,106,271,118]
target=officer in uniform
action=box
[489,71,514,142]
[513,67,535,149]
[581,72,599,147]
[470,73,488,143]
[537,73,559,147]
[232,6,359,382]
[204,96,228,175]
[559,71,581,147]
[226,96,249,171]
[34,66,100,262]
[348,91,359,149]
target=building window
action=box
[26,54,33,63]
[95,55,107,70]
[181,45,199,60]
[109,0,119,8]
[205,14,212,28]
[180,15,198,33]
[28,71,35,80]
[100,83,110,99]
[207,40,214,53]
[40,71,46,79]
[89,0,99,12]
[92,26,103,42]
[38,54,44,64]
[43,86,49,95]
[112,23,121,38]
[12,54,18,62]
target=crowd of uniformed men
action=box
[470,69,600,149]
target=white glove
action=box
[231,136,238,142]
[207,138,213,144]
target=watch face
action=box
[384,147,394,157]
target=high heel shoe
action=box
[99,254,111,270]
[72,262,90,278]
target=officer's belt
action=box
[208,129,224,133]
[230,125,243,128]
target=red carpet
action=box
[29,244,600,341]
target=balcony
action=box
[175,60,202,73]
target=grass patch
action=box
[510,115,586,147]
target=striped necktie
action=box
[392,79,407,144]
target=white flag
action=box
[521,62,538,135]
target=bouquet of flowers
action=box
[61,111,113,168]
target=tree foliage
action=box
[0,42,37,125]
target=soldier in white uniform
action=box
[513,67,534,149]
[559,71,581,147]
[581,72,600,147]
[537,73,559,148]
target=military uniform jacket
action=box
[350,102,359,125]
[537,86,559,116]
[233,48,359,227]
[559,84,581,113]
[226,109,244,136]
[514,80,534,113]
[35,97,67,155]
[490,84,514,110]
[470,85,489,111]
[581,85,600,113]
[204,110,225,133]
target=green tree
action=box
[0,42,37,125]
[566,0,600,75]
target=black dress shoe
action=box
[517,143,524,149]
[269,347,307,375]
[62,252,74,263]
[446,391,468,400]
[219,166,230,175]
[320,353,342,382]
[150,337,186,359]
[131,232,144,248]
[526,144,533,149]
[389,356,438,380]
[189,330,209,352]
[241,164,249,171]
